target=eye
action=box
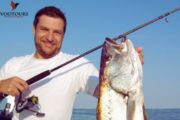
[40,28,48,31]
[55,31,64,35]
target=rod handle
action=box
[26,70,51,85]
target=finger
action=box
[135,47,144,64]
[139,53,144,65]
[6,84,20,96]
[13,77,29,90]
[135,47,143,53]
[10,88,20,96]
[140,58,144,65]
[13,81,27,93]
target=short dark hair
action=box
[33,6,67,33]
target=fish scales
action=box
[97,38,147,120]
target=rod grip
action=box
[26,70,51,85]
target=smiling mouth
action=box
[43,41,55,48]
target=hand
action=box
[135,47,144,65]
[0,76,29,96]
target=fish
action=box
[96,38,147,120]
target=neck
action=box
[34,52,59,59]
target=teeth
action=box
[44,42,53,48]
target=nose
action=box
[46,32,54,42]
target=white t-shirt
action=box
[0,52,99,120]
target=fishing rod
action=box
[0,7,180,101]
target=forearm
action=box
[93,85,99,98]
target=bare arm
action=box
[93,85,99,98]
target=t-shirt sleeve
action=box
[76,58,99,96]
[0,57,17,80]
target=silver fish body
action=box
[97,38,147,120]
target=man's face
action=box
[33,15,65,59]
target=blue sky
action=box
[0,0,180,109]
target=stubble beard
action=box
[34,39,60,59]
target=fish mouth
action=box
[105,38,127,54]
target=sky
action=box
[0,0,180,109]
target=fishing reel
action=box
[0,94,45,120]
[0,96,15,120]
[0,103,13,120]
[16,94,45,117]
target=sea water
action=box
[72,108,180,120]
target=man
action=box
[0,6,144,120]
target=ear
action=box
[32,26,35,36]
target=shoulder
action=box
[0,54,33,79]
[5,54,33,66]
[1,54,33,72]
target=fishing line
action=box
[0,7,179,100]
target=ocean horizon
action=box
[72,108,180,120]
